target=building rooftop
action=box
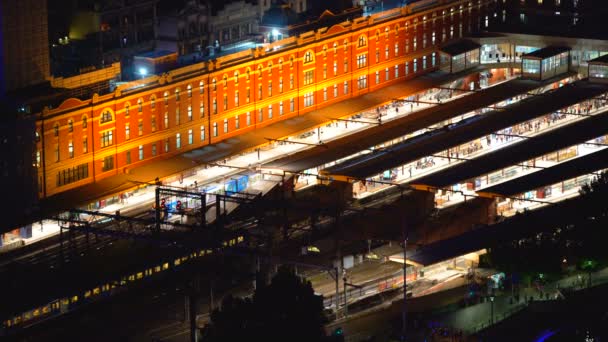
[588,54,608,65]
[522,46,570,60]
[440,39,481,56]
[136,50,177,59]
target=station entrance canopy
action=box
[439,39,481,74]
[522,46,570,81]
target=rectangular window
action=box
[357,54,367,68]
[304,92,314,107]
[279,102,284,115]
[56,163,89,187]
[406,62,409,76]
[138,121,143,136]
[304,70,314,85]
[176,108,180,125]
[213,123,218,137]
[200,126,206,141]
[102,156,114,172]
[395,43,399,56]
[323,65,327,79]
[235,92,239,107]
[290,98,295,112]
[395,65,399,78]
[213,99,217,114]
[279,78,283,93]
[375,71,380,84]
[138,145,144,160]
[343,60,348,73]
[165,139,169,152]
[246,88,250,103]
[333,61,337,75]
[290,74,294,89]
[334,84,338,97]
[188,106,192,121]
[224,119,229,133]
[235,115,240,129]
[357,75,367,89]
[268,105,273,119]
[223,95,228,110]
[258,85,263,99]
[385,68,389,81]
[152,144,157,156]
[246,112,251,126]
[258,109,263,123]
[83,137,88,153]
[188,129,193,144]
[54,144,59,162]
[414,59,418,72]
[375,50,380,63]
[68,141,74,158]
[323,88,328,101]
[176,133,181,149]
[200,104,205,117]
[125,124,130,140]
[164,113,169,129]
[152,116,156,132]
[126,150,131,164]
[343,81,348,94]
[385,46,389,59]
[101,130,113,148]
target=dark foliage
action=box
[203,266,327,342]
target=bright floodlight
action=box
[272,29,279,37]
[139,67,148,76]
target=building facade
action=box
[36,0,495,199]
[0,0,50,93]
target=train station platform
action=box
[264,75,546,173]
[323,78,608,181]
[478,147,608,197]
[36,68,484,220]
[413,107,608,188]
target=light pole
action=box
[401,215,408,342]
[490,295,495,325]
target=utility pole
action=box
[334,267,340,321]
[343,268,348,318]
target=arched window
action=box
[223,75,228,87]
[164,91,169,105]
[333,42,338,54]
[100,110,113,124]
[82,115,88,129]
[68,119,73,132]
[343,40,348,51]
[187,84,192,98]
[358,35,367,47]
[125,103,130,116]
[54,123,59,136]
[268,62,272,76]
[304,51,314,64]
[199,80,204,94]
[150,96,156,109]
[246,68,251,80]
[289,56,294,67]
[279,59,283,71]
[323,45,327,57]
[234,71,239,84]
[257,65,263,78]
[175,88,180,101]
[35,131,40,142]
[137,98,143,112]
[212,78,217,91]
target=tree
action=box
[203,266,327,342]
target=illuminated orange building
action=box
[36,0,495,198]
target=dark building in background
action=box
[0,0,51,93]
[49,0,158,80]
[493,0,608,39]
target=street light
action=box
[138,67,148,78]
[490,295,495,325]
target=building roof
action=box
[478,147,608,197]
[136,50,177,59]
[588,54,608,65]
[440,40,481,56]
[522,46,570,60]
